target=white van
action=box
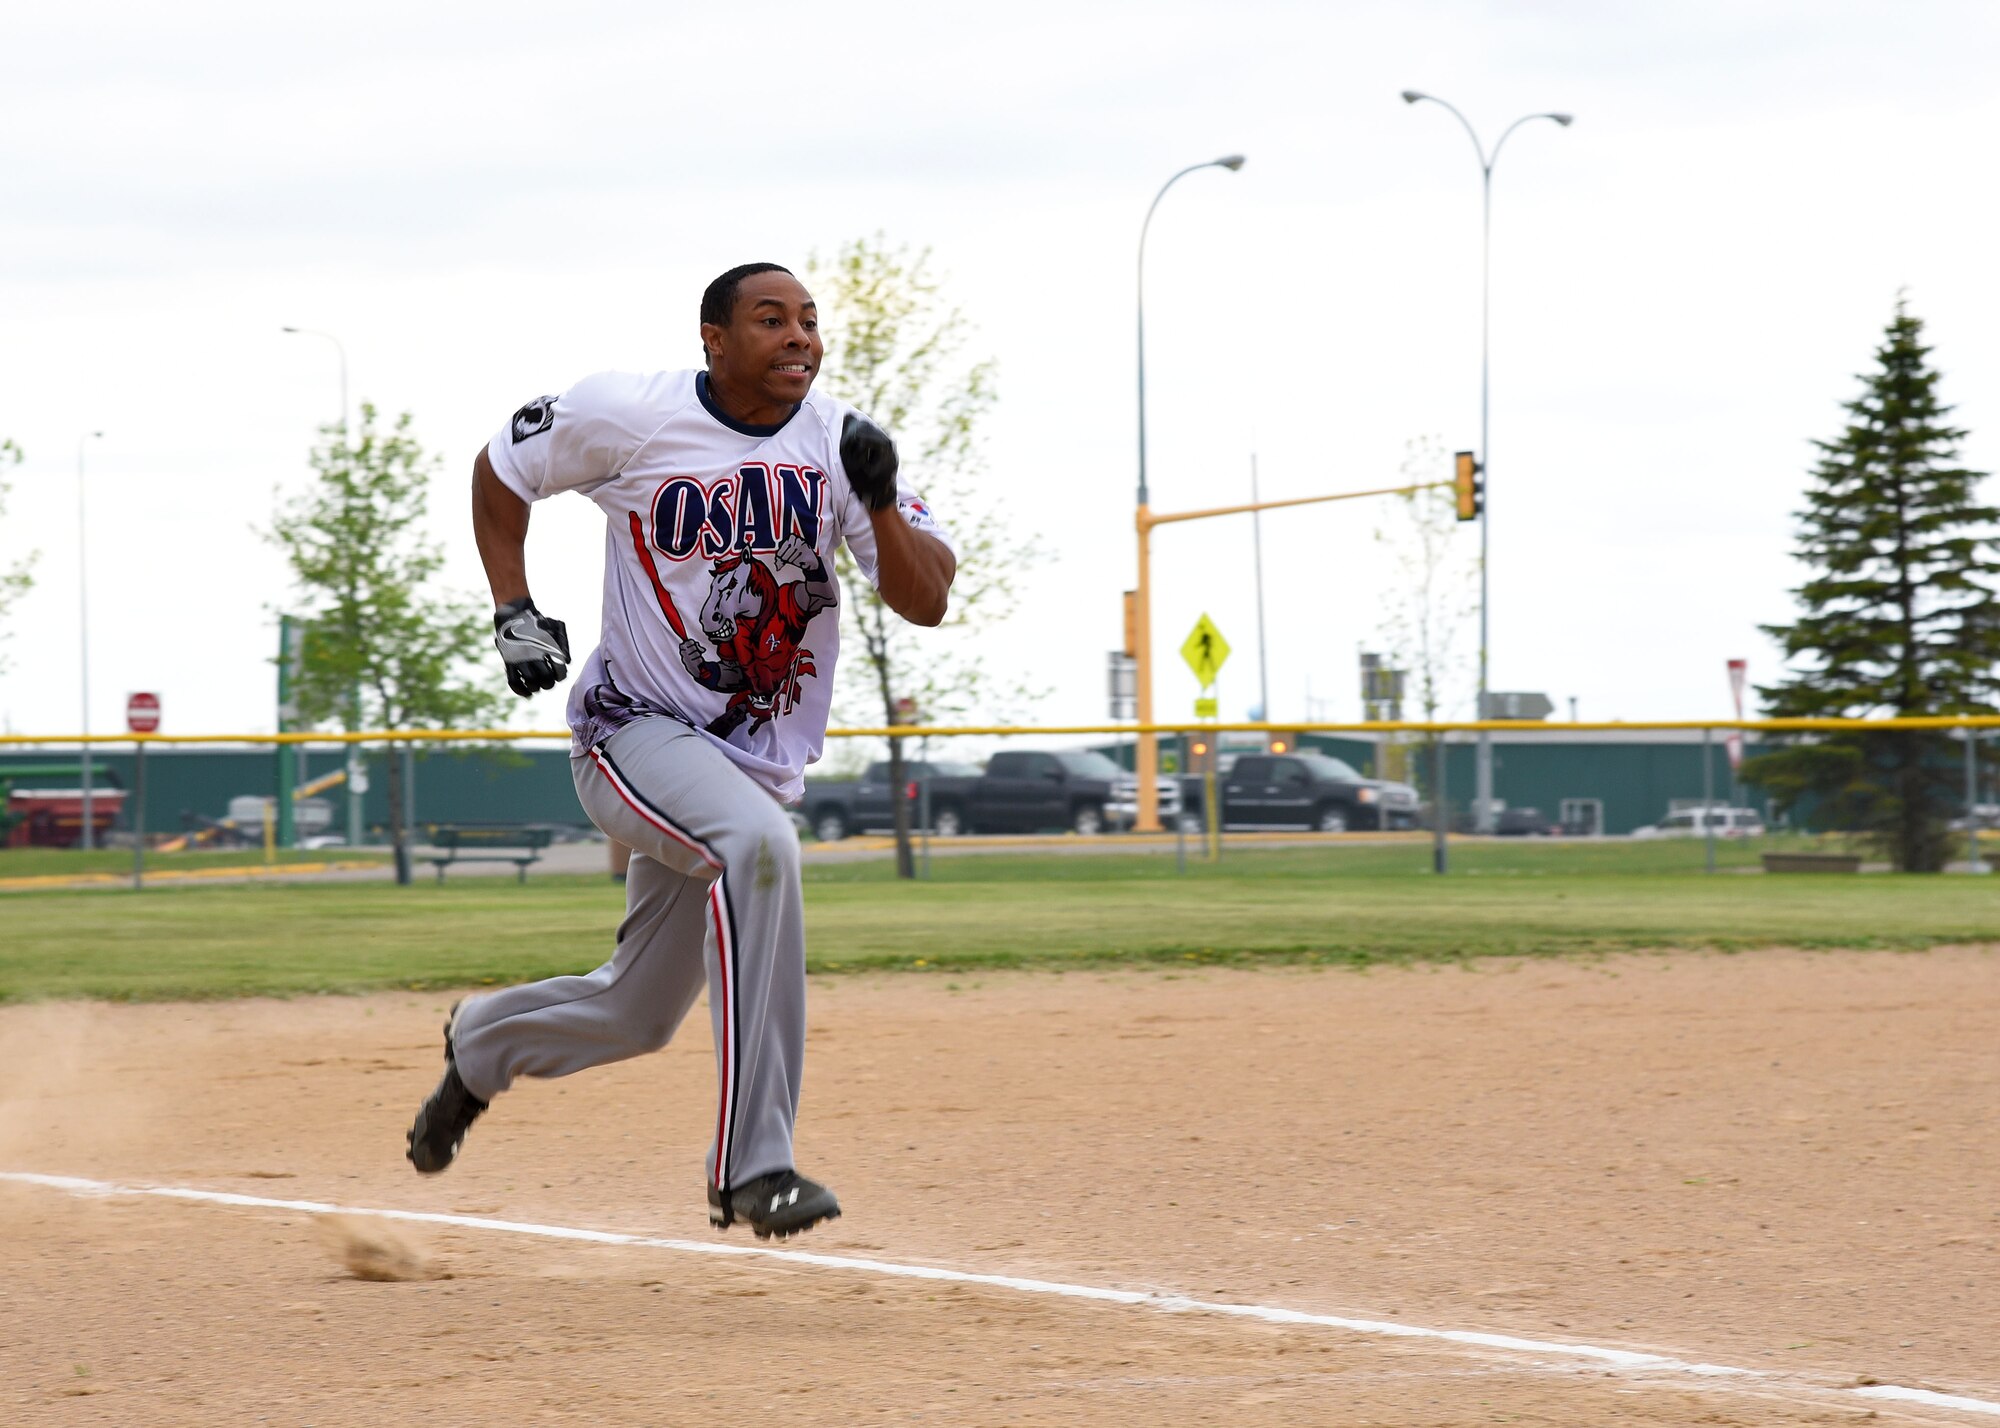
[1632,807,1767,839]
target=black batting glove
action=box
[493,597,571,698]
[840,412,899,512]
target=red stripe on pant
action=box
[587,743,736,1187]
[708,877,736,1190]
[586,745,722,871]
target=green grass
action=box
[0,840,1993,1002]
[876,835,1789,880]
[0,846,390,880]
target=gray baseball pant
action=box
[450,716,807,1194]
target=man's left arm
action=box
[839,411,955,626]
[867,509,955,627]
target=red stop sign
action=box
[127,692,161,734]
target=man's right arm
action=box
[472,445,531,606]
[473,444,571,698]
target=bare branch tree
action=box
[0,439,36,675]
[1372,436,1478,793]
[807,236,1046,875]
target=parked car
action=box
[797,760,981,843]
[1631,806,1767,839]
[1494,806,1558,837]
[1177,752,1419,833]
[1948,803,2000,832]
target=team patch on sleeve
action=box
[900,495,941,532]
[510,395,558,444]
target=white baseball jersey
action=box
[486,369,954,802]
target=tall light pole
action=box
[281,326,358,847]
[1250,449,1270,723]
[1134,153,1244,830]
[282,326,349,435]
[1401,91,1571,833]
[76,431,104,850]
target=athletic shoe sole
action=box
[708,1172,841,1240]
[405,1003,488,1175]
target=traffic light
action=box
[1454,450,1483,522]
[1185,737,1216,775]
[1269,732,1299,754]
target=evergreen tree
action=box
[1744,298,2000,870]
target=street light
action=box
[76,431,104,850]
[281,326,349,435]
[1138,154,1244,507]
[281,326,358,848]
[1133,153,1245,831]
[1401,91,1571,833]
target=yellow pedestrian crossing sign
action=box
[1180,613,1231,688]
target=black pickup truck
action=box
[800,750,1132,840]
[798,760,981,843]
[1177,751,1419,833]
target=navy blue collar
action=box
[696,371,799,438]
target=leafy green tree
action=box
[1744,299,2000,870]
[268,406,509,883]
[807,236,1044,876]
[0,439,35,674]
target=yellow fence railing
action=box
[1,716,1998,746]
[5,716,2000,746]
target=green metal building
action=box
[1308,730,1767,836]
[1097,728,1767,836]
[1,729,1770,843]
[0,745,587,842]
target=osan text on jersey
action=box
[649,461,828,564]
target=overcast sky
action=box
[3,0,1996,741]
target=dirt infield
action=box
[3,948,1996,1424]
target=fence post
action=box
[403,743,417,852]
[1967,726,1988,875]
[1431,733,1448,875]
[275,734,295,851]
[275,615,297,848]
[1702,726,1716,874]
[131,739,146,891]
[918,766,932,881]
[1203,764,1220,863]
[345,707,363,849]
[1174,728,1187,875]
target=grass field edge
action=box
[4,936,1994,1006]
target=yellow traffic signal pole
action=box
[1132,479,1451,832]
[1134,501,1158,828]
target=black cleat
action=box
[708,1170,841,1240]
[406,1006,488,1175]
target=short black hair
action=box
[701,262,794,332]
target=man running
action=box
[405,262,956,1239]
